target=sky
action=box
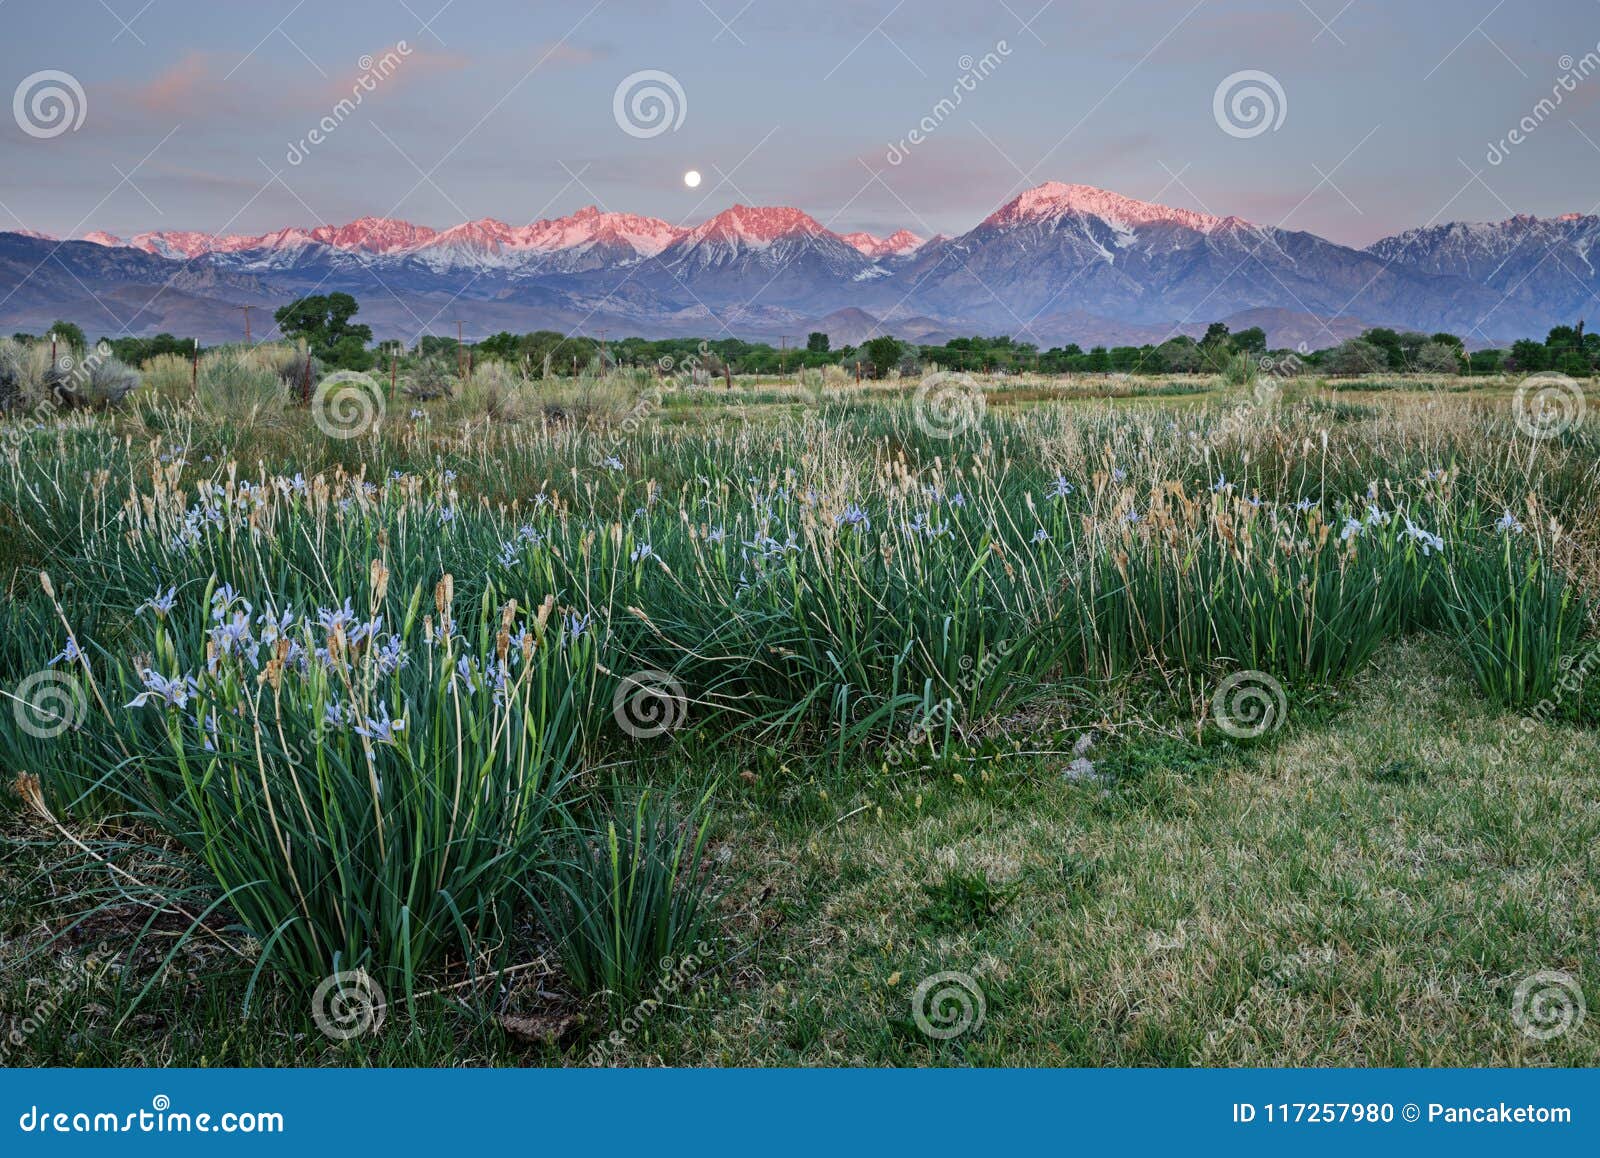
[2,0,1599,248]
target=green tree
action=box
[476,331,520,362]
[1154,336,1202,372]
[1324,338,1386,376]
[48,320,87,351]
[863,335,902,378]
[806,331,830,354]
[1507,339,1549,372]
[1414,342,1463,375]
[1467,349,1504,375]
[1232,326,1268,356]
[1359,328,1406,370]
[1198,322,1233,370]
[273,293,374,370]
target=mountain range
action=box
[0,182,1589,348]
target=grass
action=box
[1,360,1596,1067]
[5,637,1597,1065]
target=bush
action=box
[196,353,283,421]
[403,358,455,401]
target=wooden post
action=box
[390,350,397,404]
[855,360,861,384]
[50,332,57,372]
[192,339,199,395]
[301,353,312,406]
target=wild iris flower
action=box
[1400,517,1445,556]
[126,668,197,709]
[1496,508,1525,535]
[140,587,178,616]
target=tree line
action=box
[15,293,1600,379]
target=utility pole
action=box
[234,305,255,345]
[597,328,609,374]
[453,321,467,381]
[779,335,788,377]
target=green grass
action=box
[1,365,1596,1067]
[5,637,1597,1066]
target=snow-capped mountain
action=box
[889,182,1524,339]
[9,182,1579,345]
[622,205,877,309]
[840,229,925,258]
[80,207,687,274]
[402,208,686,274]
[1366,214,1600,326]
[981,182,1225,235]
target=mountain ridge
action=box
[5,183,1586,347]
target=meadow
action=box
[1,344,1597,1066]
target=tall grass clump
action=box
[1445,521,1592,706]
[44,571,601,1001]
[543,788,716,1009]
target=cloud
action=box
[317,43,470,104]
[132,54,230,115]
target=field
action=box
[2,354,1597,1067]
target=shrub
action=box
[403,357,455,401]
[194,348,289,423]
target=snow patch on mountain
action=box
[984,182,1225,234]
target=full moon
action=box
[683,169,702,188]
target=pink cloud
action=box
[317,43,470,104]
[133,54,220,115]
